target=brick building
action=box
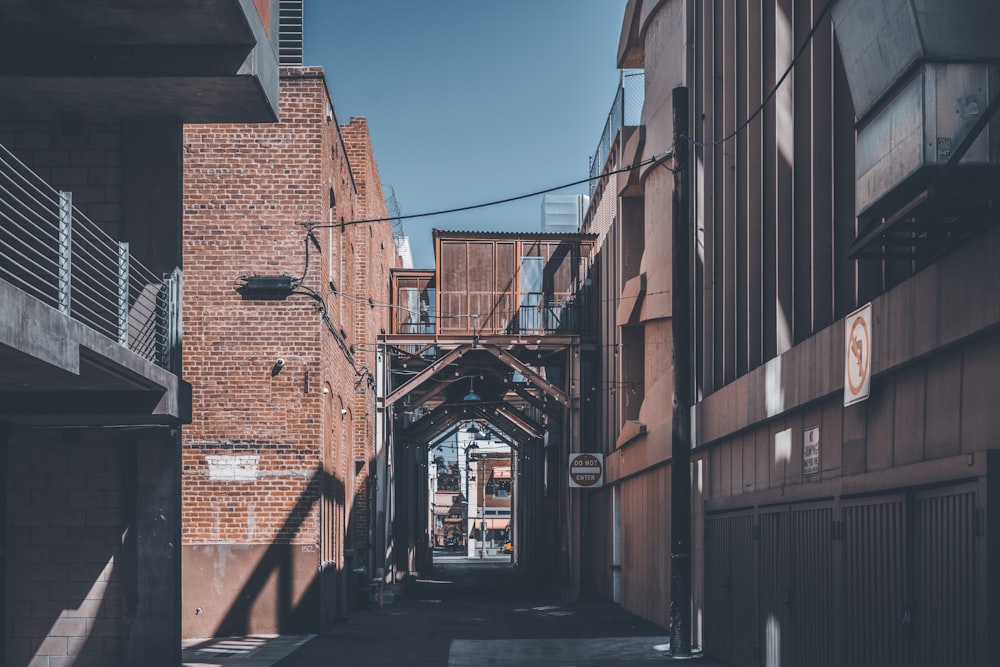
[181,67,398,637]
[0,1,279,665]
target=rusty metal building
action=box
[592,0,1000,665]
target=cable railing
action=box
[0,141,177,370]
[589,70,645,196]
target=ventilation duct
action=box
[831,0,1000,258]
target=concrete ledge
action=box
[0,279,190,424]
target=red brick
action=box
[181,68,399,614]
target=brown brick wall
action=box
[0,121,123,237]
[338,116,395,548]
[181,67,397,632]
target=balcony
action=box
[389,233,596,339]
[0,141,186,425]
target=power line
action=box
[686,0,834,149]
[301,151,675,231]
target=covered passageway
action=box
[377,230,597,593]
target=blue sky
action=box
[304,0,628,267]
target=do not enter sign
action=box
[568,453,604,489]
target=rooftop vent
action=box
[279,0,303,66]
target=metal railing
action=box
[589,70,645,196]
[423,290,593,337]
[0,141,177,369]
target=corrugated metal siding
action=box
[789,505,834,667]
[705,511,755,666]
[912,487,976,667]
[843,496,908,667]
[620,465,670,627]
[759,509,792,667]
[703,487,980,666]
[584,486,615,600]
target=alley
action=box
[182,553,711,667]
[6,2,1000,666]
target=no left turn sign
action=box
[568,452,604,489]
[844,303,872,407]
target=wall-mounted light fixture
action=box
[235,274,296,300]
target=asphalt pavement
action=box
[182,553,728,667]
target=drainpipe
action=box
[669,86,693,658]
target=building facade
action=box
[580,61,675,625]
[181,67,398,637]
[0,1,279,665]
[585,1,1000,666]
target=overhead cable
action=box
[301,151,675,231]
[686,0,834,148]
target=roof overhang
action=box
[0,280,190,426]
[0,0,279,123]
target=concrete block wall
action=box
[181,66,397,636]
[2,122,183,666]
[0,121,123,238]
[4,435,122,667]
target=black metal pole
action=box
[669,86,693,658]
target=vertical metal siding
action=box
[790,505,834,667]
[792,0,814,342]
[705,512,756,666]
[584,486,615,600]
[759,510,791,667]
[843,497,908,667]
[694,0,893,393]
[696,0,716,394]
[721,0,738,385]
[620,466,671,627]
[912,488,976,667]
[809,0,835,333]
[704,516,733,661]
[703,483,982,666]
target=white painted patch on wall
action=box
[765,355,785,418]
[774,428,792,465]
[206,454,260,481]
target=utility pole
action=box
[669,86,694,659]
[480,457,487,559]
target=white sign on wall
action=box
[206,454,260,481]
[568,452,604,489]
[803,426,820,476]
[844,303,872,407]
